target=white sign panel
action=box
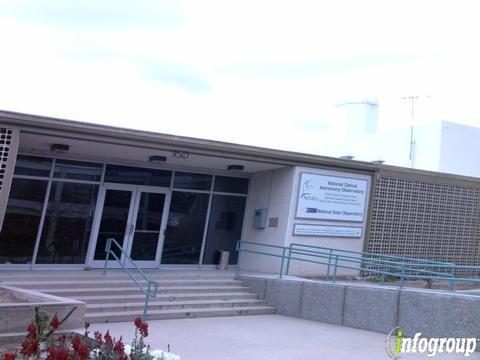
[296,173,368,222]
[293,224,362,238]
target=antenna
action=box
[401,96,430,167]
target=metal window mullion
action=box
[211,191,248,197]
[170,187,212,194]
[12,175,50,181]
[100,162,106,184]
[198,177,215,266]
[30,158,56,268]
[170,170,175,190]
[13,175,101,185]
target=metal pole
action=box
[449,266,456,292]
[235,241,242,277]
[381,256,385,286]
[332,255,339,283]
[143,282,151,321]
[285,243,293,276]
[279,248,286,279]
[103,238,112,275]
[326,249,333,281]
[400,262,406,289]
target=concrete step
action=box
[86,305,277,323]
[76,292,259,304]
[86,299,267,312]
[5,279,242,289]
[0,272,235,282]
[37,285,251,297]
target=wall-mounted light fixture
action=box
[50,144,70,153]
[149,155,167,163]
[227,164,244,171]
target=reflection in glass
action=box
[94,189,133,260]
[36,182,99,264]
[203,195,246,265]
[130,192,166,261]
[54,159,103,182]
[0,178,48,264]
[161,191,209,264]
[173,172,212,190]
[105,165,171,187]
[14,155,52,177]
[214,176,249,194]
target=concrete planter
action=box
[0,285,85,344]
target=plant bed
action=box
[1,307,181,360]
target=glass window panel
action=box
[214,176,249,194]
[161,191,209,264]
[0,178,48,264]
[203,195,246,265]
[53,159,103,182]
[105,164,171,187]
[36,182,99,264]
[130,192,166,261]
[94,189,133,260]
[14,155,52,177]
[173,172,212,190]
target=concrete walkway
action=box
[86,315,480,359]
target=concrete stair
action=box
[1,270,276,323]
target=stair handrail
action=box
[103,238,158,320]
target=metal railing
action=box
[236,241,480,292]
[103,238,158,320]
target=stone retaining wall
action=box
[239,276,480,337]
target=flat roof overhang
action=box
[2,109,480,185]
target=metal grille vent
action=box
[0,128,12,192]
[368,175,480,268]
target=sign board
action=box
[296,172,368,222]
[293,223,362,238]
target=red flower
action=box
[119,354,129,360]
[20,337,39,357]
[113,339,125,353]
[76,344,90,359]
[68,336,90,360]
[71,336,81,351]
[94,331,103,345]
[26,324,38,338]
[46,347,68,360]
[2,352,16,360]
[139,323,148,337]
[134,316,142,329]
[104,330,113,345]
[50,314,60,330]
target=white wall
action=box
[285,167,372,277]
[410,122,442,172]
[240,166,296,273]
[239,165,373,277]
[439,121,480,178]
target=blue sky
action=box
[1,0,480,155]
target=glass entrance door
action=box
[87,184,170,268]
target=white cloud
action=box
[1,0,480,156]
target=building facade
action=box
[1,111,480,275]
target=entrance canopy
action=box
[0,114,290,269]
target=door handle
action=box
[129,224,135,235]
